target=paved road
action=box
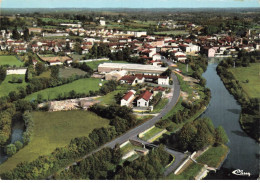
[130,137,187,177]
[48,59,181,178]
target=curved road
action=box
[48,59,181,178]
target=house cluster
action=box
[0,18,259,65]
[120,86,166,110]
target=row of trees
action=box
[54,144,170,180]
[173,118,228,152]
[54,147,122,180]
[0,66,7,83]
[217,52,260,141]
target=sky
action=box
[1,0,260,8]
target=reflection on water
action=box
[201,63,259,179]
[0,120,24,164]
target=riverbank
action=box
[217,61,260,142]
[166,144,229,180]
[201,62,259,178]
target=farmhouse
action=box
[158,76,170,85]
[119,75,145,86]
[38,55,73,66]
[153,86,166,96]
[120,90,136,107]
[98,63,168,75]
[137,90,153,107]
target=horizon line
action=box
[1,7,260,9]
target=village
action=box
[0,8,259,180]
[1,16,259,113]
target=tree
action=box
[6,144,17,156]
[51,66,59,79]
[9,91,20,101]
[37,94,43,103]
[35,62,45,76]
[215,126,229,145]
[23,28,30,41]
[14,140,23,150]
[161,68,172,77]
[0,66,6,83]
[74,42,82,55]
[12,27,20,40]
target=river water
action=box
[0,61,259,180]
[0,120,24,164]
[201,62,259,179]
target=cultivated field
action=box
[154,30,189,35]
[229,63,260,98]
[59,67,87,78]
[0,56,23,67]
[25,78,103,101]
[0,75,26,97]
[0,110,110,173]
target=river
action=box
[201,61,259,179]
[0,61,259,180]
[0,120,24,164]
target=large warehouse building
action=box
[98,63,168,75]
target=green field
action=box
[0,56,23,67]
[59,67,87,78]
[41,18,79,23]
[98,86,128,105]
[0,110,110,173]
[25,78,102,101]
[152,98,169,113]
[0,75,27,97]
[154,30,189,35]
[196,145,229,168]
[36,70,51,78]
[229,63,260,98]
[141,127,164,141]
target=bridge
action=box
[129,137,188,176]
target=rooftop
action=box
[98,63,168,72]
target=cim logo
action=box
[232,169,251,177]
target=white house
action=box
[100,20,106,26]
[185,44,200,53]
[153,86,166,96]
[120,90,136,107]
[152,53,162,61]
[175,51,187,62]
[134,31,147,38]
[158,76,170,85]
[137,90,153,107]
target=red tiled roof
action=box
[154,86,165,91]
[122,91,134,101]
[138,90,152,101]
[159,76,168,79]
[119,75,136,84]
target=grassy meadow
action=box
[0,56,23,67]
[0,110,110,173]
[25,78,103,101]
[229,63,260,99]
[0,75,26,97]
